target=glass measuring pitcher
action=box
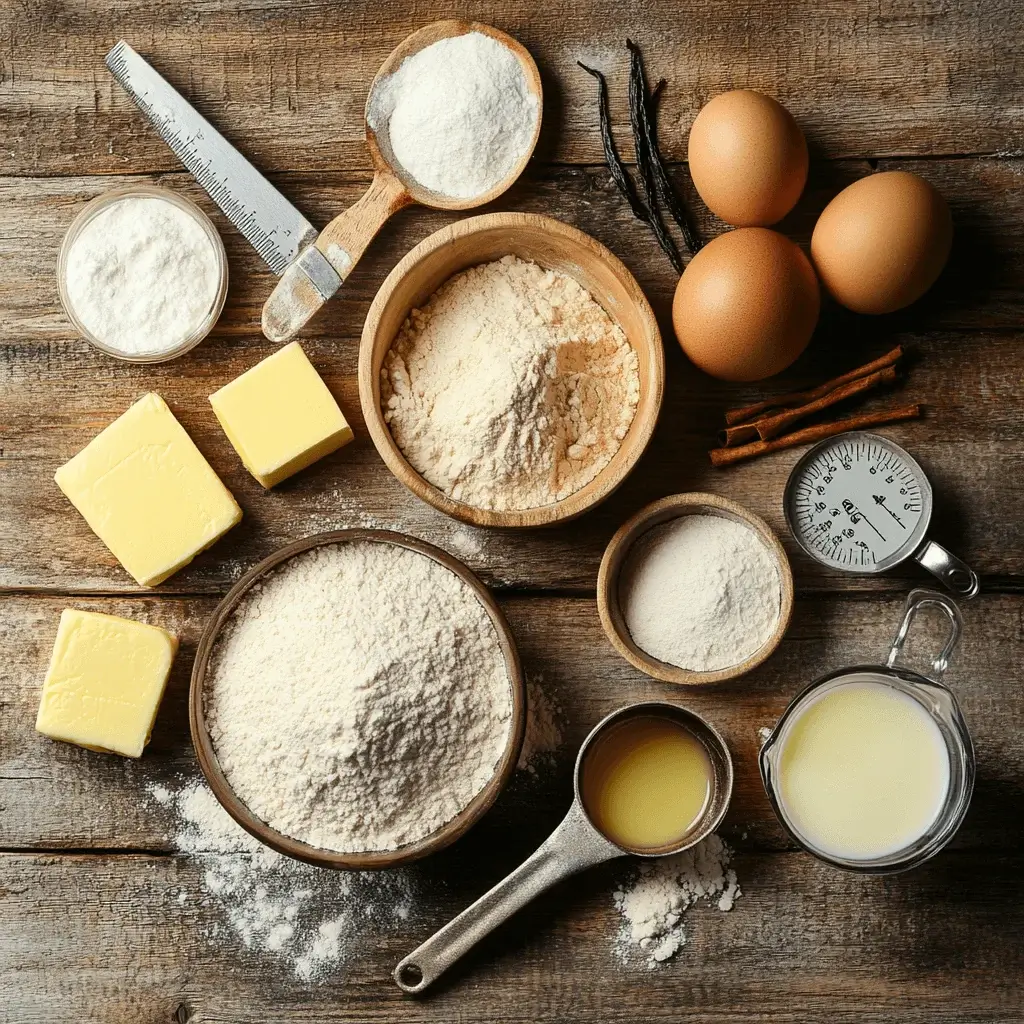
[760,589,975,873]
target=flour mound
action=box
[205,541,512,854]
[381,256,640,512]
[620,515,781,672]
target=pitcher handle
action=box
[886,588,963,679]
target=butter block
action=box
[209,341,354,489]
[55,392,242,586]
[36,609,178,757]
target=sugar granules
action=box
[150,779,417,982]
[612,834,741,968]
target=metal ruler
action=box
[105,40,318,274]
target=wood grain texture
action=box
[3,0,1024,1019]
[2,158,1022,591]
[3,0,1024,177]
[2,846,1022,1024]
[4,158,1024,346]
[1,315,1020,592]
[4,592,1022,853]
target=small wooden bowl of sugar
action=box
[598,493,794,685]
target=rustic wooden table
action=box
[3,2,1023,1022]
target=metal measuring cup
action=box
[394,701,734,993]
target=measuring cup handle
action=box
[394,802,621,995]
[913,539,980,598]
[886,588,964,679]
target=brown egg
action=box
[673,228,820,382]
[687,90,808,227]
[810,171,952,314]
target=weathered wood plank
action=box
[1,316,1019,593]
[3,156,1021,593]
[3,593,1021,852]
[4,157,1024,345]
[2,847,1022,1024]
[3,0,1023,177]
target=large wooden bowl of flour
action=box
[359,212,665,528]
[190,529,525,870]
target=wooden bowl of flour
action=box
[358,212,665,528]
[598,494,794,685]
[190,529,525,870]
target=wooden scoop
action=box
[261,20,543,343]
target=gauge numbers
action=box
[787,434,927,572]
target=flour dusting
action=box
[150,779,418,982]
[613,834,741,967]
[517,677,564,776]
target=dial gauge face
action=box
[784,433,932,574]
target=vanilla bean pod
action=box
[627,39,701,256]
[577,62,652,225]
[625,43,682,271]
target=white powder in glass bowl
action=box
[62,192,223,358]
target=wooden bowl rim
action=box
[358,211,665,528]
[189,528,526,870]
[597,493,795,685]
[364,20,543,210]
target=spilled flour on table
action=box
[149,779,417,982]
[516,676,564,777]
[444,522,488,561]
[612,834,741,968]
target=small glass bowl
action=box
[57,184,229,363]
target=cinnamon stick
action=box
[719,421,760,447]
[755,364,899,440]
[723,346,904,426]
[710,404,923,468]
[719,363,899,447]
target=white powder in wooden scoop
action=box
[382,256,640,511]
[367,32,539,200]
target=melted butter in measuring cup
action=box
[784,431,979,597]
[579,715,713,851]
[394,702,732,993]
